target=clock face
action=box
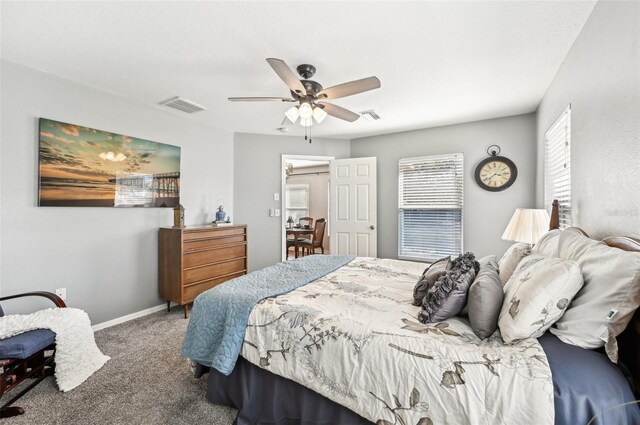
[474,156,517,192]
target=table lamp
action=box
[501,208,550,246]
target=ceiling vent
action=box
[360,109,381,121]
[159,96,207,114]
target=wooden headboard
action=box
[548,200,640,394]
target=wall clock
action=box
[474,145,517,192]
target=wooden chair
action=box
[299,217,313,228]
[286,238,295,260]
[0,291,66,418]
[299,218,326,256]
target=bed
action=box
[183,203,640,425]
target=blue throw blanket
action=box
[181,255,355,375]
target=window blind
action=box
[398,153,464,262]
[285,183,310,221]
[545,106,571,229]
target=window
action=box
[285,183,309,221]
[398,153,464,262]
[545,106,571,228]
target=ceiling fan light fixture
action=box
[313,106,327,123]
[300,117,313,128]
[298,102,313,119]
[285,106,300,123]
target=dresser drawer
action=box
[183,227,246,241]
[183,234,246,252]
[182,271,246,303]
[183,258,246,285]
[183,244,246,268]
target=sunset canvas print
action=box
[38,118,181,207]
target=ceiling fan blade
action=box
[317,76,381,100]
[266,58,307,96]
[228,97,296,102]
[318,102,360,122]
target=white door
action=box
[329,157,377,257]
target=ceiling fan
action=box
[229,58,380,127]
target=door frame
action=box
[281,154,334,262]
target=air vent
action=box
[159,96,207,114]
[360,109,380,121]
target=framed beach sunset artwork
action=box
[38,118,181,207]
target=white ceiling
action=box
[1,1,596,139]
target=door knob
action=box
[370,225,375,230]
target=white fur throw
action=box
[0,307,109,391]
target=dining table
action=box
[286,227,314,259]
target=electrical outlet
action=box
[55,288,67,301]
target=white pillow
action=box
[498,243,531,285]
[532,229,562,258]
[499,254,583,344]
[550,229,640,361]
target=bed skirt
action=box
[198,356,373,425]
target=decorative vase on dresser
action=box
[158,224,247,318]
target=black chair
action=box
[0,291,66,418]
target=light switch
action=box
[269,208,274,217]
[275,209,281,217]
[274,193,280,201]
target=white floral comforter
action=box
[241,257,554,425]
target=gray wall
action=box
[351,113,537,260]
[0,61,234,324]
[535,1,640,239]
[233,133,349,272]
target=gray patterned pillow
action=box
[498,243,531,285]
[499,254,583,344]
[412,257,452,306]
[467,255,503,339]
[418,253,479,323]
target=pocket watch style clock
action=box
[474,145,517,192]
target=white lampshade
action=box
[501,208,550,245]
[298,102,313,119]
[105,151,115,161]
[313,106,327,123]
[300,117,313,127]
[285,106,299,123]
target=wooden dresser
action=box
[158,225,247,318]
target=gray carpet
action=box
[3,308,238,424]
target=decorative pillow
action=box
[467,255,503,339]
[499,254,583,344]
[532,229,562,258]
[412,257,452,306]
[498,243,531,285]
[550,229,640,362]
[418,253,479,323]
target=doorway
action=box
[281,155,334,261]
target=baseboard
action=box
[92,303,167,331]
